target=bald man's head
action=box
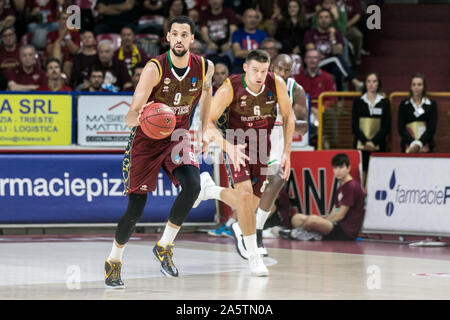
[272,54,293,81]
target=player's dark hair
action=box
[245,49,271,64]
[331,153,350,168]
[317,8,334,21]
[168,15,195,35]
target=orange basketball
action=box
[139,102,176,139]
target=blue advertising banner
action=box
[0,153,216,225]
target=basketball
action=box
[139,102,176,139]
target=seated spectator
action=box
[37,58,72,91]
[295,49,336,138]
[114,26,150,76]
[223,0,251,24]
[94,0,138,35]
[162,0,189,38]
[6,44,46,91]
[290,153,366,241]
[25,0,59,50]
[303,8,361,91]
[135,0,165,35]
[199,0,237,57]
[254,0,282,38]
[352,72,390,186]
[0,0,15,30]
[260,37,281,68]
[81,65,111,92]
[398,73,437,154]
[46,10,81,82]
[274,0,309,55]
[212,62,229,94]
[339,0,363,66]
[71,30,98,89]
[312,0,347,35]
[130,62,144,90]
[0,26,20,74]
[190,39,206,56]
[94,39,132,92]
[231,8,267,74]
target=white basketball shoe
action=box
[193,172,216,208]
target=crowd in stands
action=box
[0,0,369,92]
[0,0,438,157]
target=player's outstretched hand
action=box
[281,152,291,180]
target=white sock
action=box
[158,224,180,248]
[108,242,125,261]
[225,217,236,227]
[205,186,224,201]
[243,234,258,256]
[256,208,271,230]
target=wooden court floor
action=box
[0,233,449,300]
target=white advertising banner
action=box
[77,95,133,147]
[363,156,450,236]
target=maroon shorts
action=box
[223,148,268,198]
[123,127,199,195]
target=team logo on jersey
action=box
[267,91,274,101]
[192,77,197,87]
[241,95,247,100]
[163,85,169,92]
[164,77,171,85]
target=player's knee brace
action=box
[115,193,148,245]
[168,166,201,226]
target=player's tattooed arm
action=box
[202,59,215,90]
[197,59,215,154]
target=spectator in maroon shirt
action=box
[7,44,46,91]
[290,153,366,241]
[81,65,111,92]
[0,0,16,30]
[304,8,361,91]
[95,39,132,91]
[114,26,149,76]
[46,10,81,82]
[25,0,60,50]
[199,0,238,55]
[0,26,20,74]
[71,30,98,89]
[37,57,72,91]
[295,49,336,147]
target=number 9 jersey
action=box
[122,52,206,195]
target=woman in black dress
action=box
[398,73,437,153]
[352,72,390,186]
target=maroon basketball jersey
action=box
[226,72,278,131]
[149,52,205,131]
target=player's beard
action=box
[171,44,188,57]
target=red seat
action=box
[138,15,164,27]
[135,34,161,58]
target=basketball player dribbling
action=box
[104,15,214,288]
[195,50,295,276]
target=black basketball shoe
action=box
[153,242,179,278]
[104,259,125,289]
